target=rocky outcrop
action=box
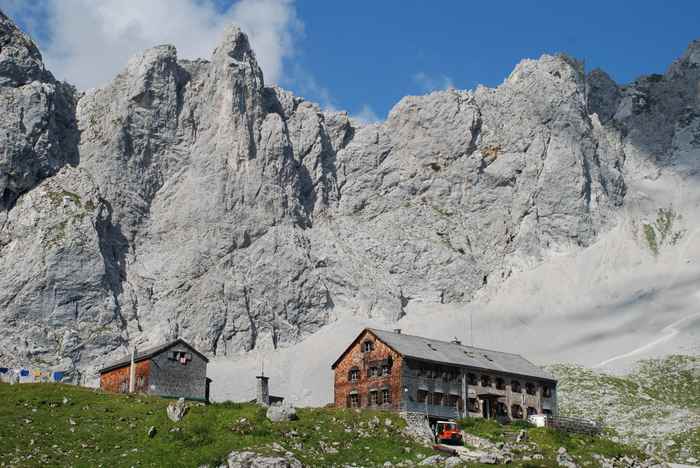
[266,402,298,422]
[223,451,303,468]
[0,11,78,211]
[166,397,188,422]
[1,9,699,376]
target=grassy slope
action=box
[457,418,647,467]
[0,383,434,467]
[0,383,651,468]
[550,354,700,464]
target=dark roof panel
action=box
[368,328,556,382]
[99,338,208,374]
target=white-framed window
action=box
[382,389,391,404]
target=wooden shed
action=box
[99,338,210,402]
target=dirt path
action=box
[593,308,700,368]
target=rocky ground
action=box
[551,355,700,465]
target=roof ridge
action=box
[99,338,208,373]
[369,328,525,358]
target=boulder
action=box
[266,403,298,422]
[167,398,188,422]
[225,450,302,468]
[418,455,443,465]
[556,447,578,468]
[478,454,498,465]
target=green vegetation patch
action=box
[455,416,645,467]
[457,416,508,442]
[0,383,434,468]
[47,190,82,207]
[643,223,658,255]
[641,207,685,256]
[549,355,700,464]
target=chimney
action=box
[451,337,462,345]
[256,374,270,406]
[393,328,402,334]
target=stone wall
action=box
[99,360,150,393]
[333,330,403,410]
[149,345,208,401]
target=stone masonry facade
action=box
[334,329,403,410]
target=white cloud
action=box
[413,71,455,92]
[285,63,338,111]
[351,104,381,125]
[4,0,300,90]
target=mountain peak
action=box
[214,24,254,63]
[0,9,48,86]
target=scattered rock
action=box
[418,455,443,465]
[478,454,498,464]
[147,426,157,438]
[166,398,188,422]
[266,402,298,422]
[225,450,302,468]
[556,447,578,468]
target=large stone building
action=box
[332,328,557,421]
[99,339,210,402]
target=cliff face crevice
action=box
[1,10,698,376]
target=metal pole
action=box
[461,370,468,419]
[470,311,473,347]
[128,347,136,393]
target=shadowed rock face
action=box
[0,11,697,376]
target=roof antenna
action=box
[470,309,474,347]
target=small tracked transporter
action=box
[434,421,463,445]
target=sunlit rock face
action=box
[1,10,698,378]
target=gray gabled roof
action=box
[98,338,208,374]
[368,328,556,382]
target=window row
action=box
[465,399,539,419]
[415,365,461,382]
[347,389,391,408]
[416,390,462,408]
[411,366,554,398]
[348,364,391,382]
[466,373,552,397]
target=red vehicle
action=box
[434,421,463,445]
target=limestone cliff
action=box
[0,10,698,378]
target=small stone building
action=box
[99,338,210,402]
[332,328,557,421]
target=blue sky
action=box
[3,1,699,122]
